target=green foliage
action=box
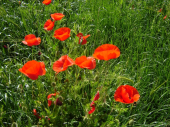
[0,0,170,126]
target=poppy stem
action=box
[75,65,79,81]
[31,47,33,60]
[32,82,34,99]
[103,61,109,85]
[130,103,133,112]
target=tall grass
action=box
[0,0,170,126]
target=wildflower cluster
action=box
[18,0,140,123]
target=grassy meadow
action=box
[0,0,170,126]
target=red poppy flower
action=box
[42,0,51,5]
[93,44,120,61]
[22,34,41,46]
[76,33,90,45]
[19,60,46,80]
[88,91,100,114]
[54,27,71,41]
[44,19,55,31]
[114,85,140,104]
[53,55,74,73]
[75,56,96,70]
[47,93,56,107]
[93,91,100,101]
[33,109,50,120]
[88,101,95,114]
[163,15,167,20]
[158,8,162,12]
[51,13,65,21]
[33,109,41,119]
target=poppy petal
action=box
[39,62,46,75]
[121,87,132,103]
[33,109,41,119]
[133,94,140,102]
[83,35,90,39]
[75,56,87,65]
[51,13,65,21]
[47,93,56,107]
[42,0,51,5]
[24,34,36,41]
[88,106,95,114]
[93,91,99,101]
[53,61,67,73]
[76,33,83,37]
[90,101,95,107]
[63,56,75,68]
[80,39,87,45]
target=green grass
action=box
[0,0,170,126]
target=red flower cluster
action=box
[44,13,65,31]
[20,1,129,120]
[89,91,100,114]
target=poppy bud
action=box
[132,5,134,9]
[163,15,167,20]
[64,79,69,83]
[129,119,134,125]
[54,98,62,106]
[78,76,81,80]
[38,51,41,56]
[158,8,162,12]
[3,45,7,49]
[45,116,50,120]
